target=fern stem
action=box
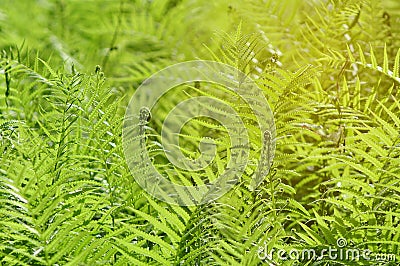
[101,0,124,72]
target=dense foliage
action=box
[1,0,399,265]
